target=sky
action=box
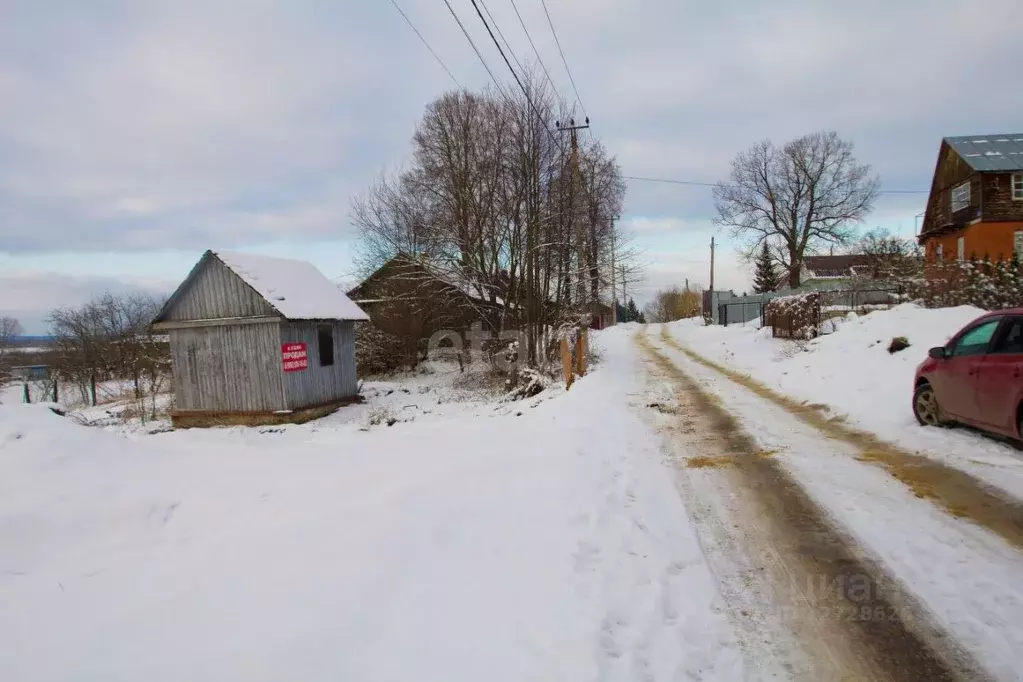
[1,0,1021,333]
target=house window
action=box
[936,243,944,261]
[317,325,335,367]
[950,182,971,213]
[957,236,965,261]
[1013,173,1023,201]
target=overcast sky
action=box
[2,0,1021,333]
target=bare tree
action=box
[0,316,23,376]
[0,316,24,405]
[714,131,879,288]
[854,228,922,281]
[351,69,634,371]
[642,285,703,323]
[48,292,167,408]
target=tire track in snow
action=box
[658,326,1023,551]
[575,346,748,681]
[636,329,985,682]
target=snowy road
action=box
[641,323,1022,681]
[2,324,1022,680]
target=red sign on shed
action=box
[281,342,308,372]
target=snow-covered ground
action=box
[0,327,749,682]
[665,304,1023,498]
[645,326,1023,681]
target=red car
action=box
[913,309,1023,440]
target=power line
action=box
[443,0,512,102]
[622,174,929,195]
[388,0,462,88]
[623,175,717,188]
[469,0,562,150]
[478,0,526,77]
[508,0,561,100]
[539,0,587,118]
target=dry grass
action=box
[658,327,1023,550]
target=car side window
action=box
[991,317,1023,354]
[949,319,1001,357]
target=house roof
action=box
[945,134,1023,172]
[155,250,369,323]
[348,255,506,307]
[803,254,870,278]
[215,251,368,321]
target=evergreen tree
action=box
[625,298,640,323]
[752,242,781,293]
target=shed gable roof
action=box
[154,250,369,324]
[945,134,1023,172]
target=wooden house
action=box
[347,255,504,362]
[800,254,872,286]
[918,135,1023,262]
[152,250,368,427]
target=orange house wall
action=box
[924,221,1023,262]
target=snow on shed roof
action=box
[214,251,369,321]
[945,135,1023,172]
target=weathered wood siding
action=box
[921,142,980,236]
[280,320,357,409]
[982,173,1023,222]
[169,322,285,412]
[164,256,276,321]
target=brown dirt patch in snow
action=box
[659,327,1023,551]
[685,455,732,469]
[637,331,979,682]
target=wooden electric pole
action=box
[610,216,617,325]
[556,117,590,309]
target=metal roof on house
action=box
[945,134,1023,172]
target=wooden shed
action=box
[152,250,369,428]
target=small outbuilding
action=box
[153,250,369,428]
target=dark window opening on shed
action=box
[317,325,335,366]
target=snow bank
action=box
[666,304,1023,496]
[0,329,745,681]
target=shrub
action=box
[764,292,820,338]
[355,324,410,375]
[907,258,1023,310]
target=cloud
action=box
[0,270,177,334]
[2,0,1021,311]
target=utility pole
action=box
[610,216,617,325]
[709,236,716,322]
[709,236,716,294]
[556,117,590,309]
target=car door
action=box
[930,317,1002,423]
[976,316,1023,436]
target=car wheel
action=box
[913,383,944,427]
